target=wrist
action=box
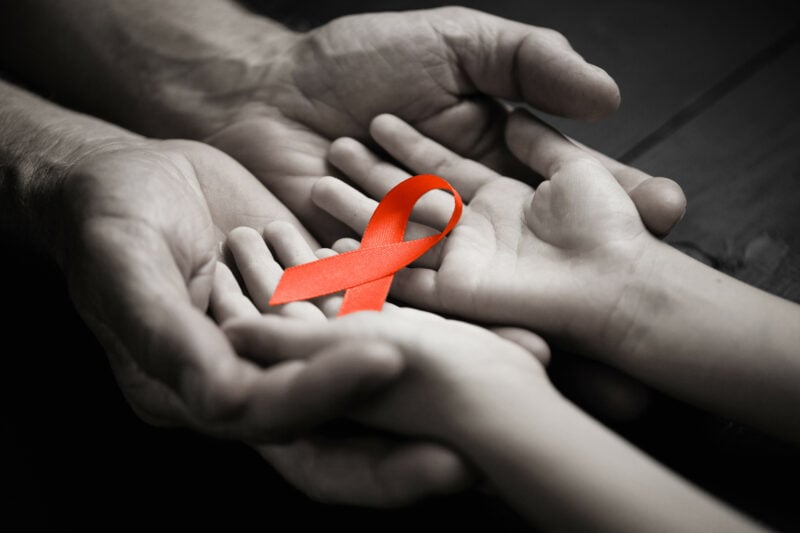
[540,234,667,366]
[599,239,800,439]
[452,372,757,531]
[603,238,694,368]
[0,81,143,261]
[1,1,301,139]
[447,376,564,456]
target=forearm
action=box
[0,0,296,138]
[455,385,759,532]
[0,79,137,257]
[616,240,800,441]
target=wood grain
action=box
[633,41,800,301]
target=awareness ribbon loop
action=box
[270,174,462,316]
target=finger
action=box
[227,226,284,312]
[72,224,271,437]
[389,267,448,314]
[223,317,409,439]
[491,327,551,367]
[81,217,391,443]
[506,111,628,230]
[312,176,444,270]
[312,248,347,317]
[507,109,686,236]
[258,228,332,318]
[224,315,333,363]
[205,117,351,246]
[332,237,361,254]
[506,108,598,179]
[225,226,324,320]
[321,242,436,319]
[257,339,405,440]
[413,96,541,186]
[370,114,499,201]
[263,220,320,268]
[257,436,474,506]
[225,313,397,364]
[570,139,686,237]
[209,261,260,324]
[627,178,687,237]
[311,176,381,234]
[314,248,337,259]
[382,305,446,322]
[328,137,453,229]
[315,295,343,318]
[125,291,338,441]
[328,237,361,318]
[430,7,620,119]
[262,222,340,319]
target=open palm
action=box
[313,115,654,355]
[206,7,682,244]
[59,139,342,436]
[59,139,467,506]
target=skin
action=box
[315,113,653,354]
[0,0,684,503]
[0,1,686,244]
[208,7,684,241]
[1,78,389,439]
[214,222,759,532]
[0,81,473,504]
[315,113,800,443]
[211,223,549,505]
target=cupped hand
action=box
[219,225,550,449]
[206,7,684,243]
[214,221,550,503]
[213,222,503,505]
[56,139,395,442]
[312,114,658,359]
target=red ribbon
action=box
[270,174,463,316]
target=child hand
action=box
[227,308,551,442]
[210,223,483,505]
[211,221,551,503]
[214,221,551,365]
[313,114,658,359]
[215,222,552,442]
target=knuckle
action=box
[537,27,571,48]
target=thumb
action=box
[431,6,620,119]
[506,108,687,236]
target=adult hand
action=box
[57,138,402,440]
[211,224,481,505]
[212,222,550,505]
[207,6,685,242]
[2,2,686,239]
[57,140,475,505]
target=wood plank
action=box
[632,41,800,302]
[249,0,800,157]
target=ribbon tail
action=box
[338,274,395,316]
[270,237,439,305]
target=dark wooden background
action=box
[4,1,799,530]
